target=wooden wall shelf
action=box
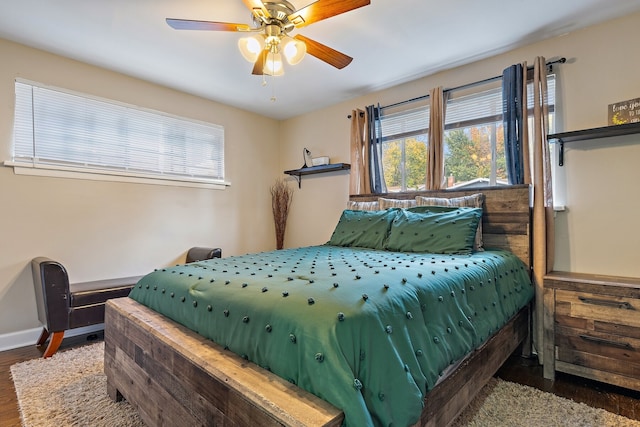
[284,163,350,188]
[548,122,640,166]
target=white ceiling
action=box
[2,0,640,120]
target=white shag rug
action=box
[451,375,640,427]
[10,342,144,427]
[10,342,640,426]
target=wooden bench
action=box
[31,246,221,358]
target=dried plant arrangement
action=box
[270,178,294,250]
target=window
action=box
[9,80,226,188]
[380,99,430,191]
[444,82,506,188]
[444,76,556,189]
[379,74,556,192]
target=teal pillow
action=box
[385,208,482,254]
[327,209,398,250]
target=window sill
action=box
[4,161,230,190]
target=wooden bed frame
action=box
[105,185,532,427]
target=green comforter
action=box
[129,245,533,426]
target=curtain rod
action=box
[347,57,566,118]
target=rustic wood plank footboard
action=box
[105,296,529,427]
[104,297,344,427]
[418,304,530,427]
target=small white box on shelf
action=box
[312,156,330,166]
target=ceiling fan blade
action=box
[288,0,370,28]
[294,34,352,69]
[252,50,266,75]
[166,18,251,32]
[242,0,272,23]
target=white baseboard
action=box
[0,324,104,352]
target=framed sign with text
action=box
[608,97,640,125]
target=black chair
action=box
[186,246,222,263]
[31,247,222,358]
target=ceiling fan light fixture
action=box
[238,36,264,62]
[167,0,370,77]
[264,52,284,76]
[282,37,306,65]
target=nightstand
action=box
[543,271,640,391]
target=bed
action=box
[105,185,533,427]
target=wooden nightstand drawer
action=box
[543,271,640,391]
[555,289,640,328]
[555,334,640,378]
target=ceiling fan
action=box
[166,0,371,76]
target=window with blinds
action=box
[443,75,555,189]
[377,74,556,192]
[11,80,225,187]
[380,99,430,191]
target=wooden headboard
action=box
[349,185,532,269]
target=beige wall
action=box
[0,39,281,340]
[280,12,640,277]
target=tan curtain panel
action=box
[426,86,445,190]
[349,109,370,195]
[527,57,555,364]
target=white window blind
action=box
[446,86,503,127]
[12,81,225,185]
[446,76,556,128]
[381,100,430,140]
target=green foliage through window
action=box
[382,136,427,191]
[444,124,507,187]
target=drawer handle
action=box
[579,334,633,349]
[578,296,633,310]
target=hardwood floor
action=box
[1,332,638,426]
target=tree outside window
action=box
[444,123,506,188]
[382,135,427,191]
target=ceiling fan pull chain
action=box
[262,51,268,86]
[270,74,277,102]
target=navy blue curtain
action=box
[502,64,525,184]
[366,104,387,193]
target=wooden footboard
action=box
[105,297,529,427]
[418,303,530,427]
[104,297,344,427]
